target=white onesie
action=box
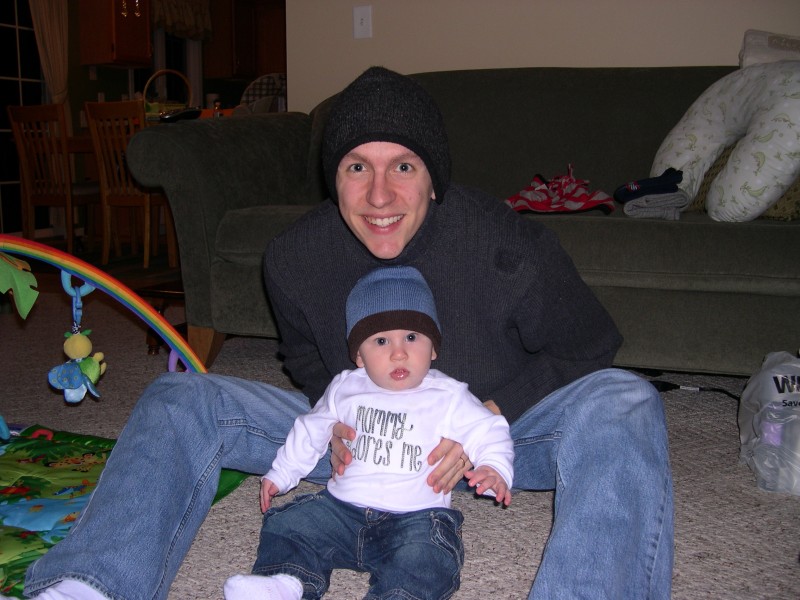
[264,368,514,512]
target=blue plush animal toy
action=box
[48,329,107,404]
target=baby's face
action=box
[355,329,436,391]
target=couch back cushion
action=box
[407,67,737,199]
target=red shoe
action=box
[506,165,615,214]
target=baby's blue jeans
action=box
[254,489,463,599]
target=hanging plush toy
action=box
[48,327,107,403]
[47,274,107,404]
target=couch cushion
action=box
[527,211,800,297]
[527,210,800,375]
[215,204,318,265]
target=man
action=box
[23,67,673,600]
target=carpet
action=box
[1,292,799,599]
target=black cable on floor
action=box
[649,379,741,401]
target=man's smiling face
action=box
[336,142,435,260]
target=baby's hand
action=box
[465,465,511,506]
[260,478,280,513]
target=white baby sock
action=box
[18,579,108,600]
[223,573,303,600]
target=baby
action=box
[225,266,513,600]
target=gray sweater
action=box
[264,185,621,423]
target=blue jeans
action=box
[25,368,673,600]
[254,489,463,599]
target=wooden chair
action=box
[85,100,177,268]
[7,103,100,255]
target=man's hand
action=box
[466,465,512,506]
[427,438,472,493]
[425,400,501,493]
[483,399,501,415]
[330,422,356,477]
[260,478,280,513]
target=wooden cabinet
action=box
[204,0,286,80]
[79,0,152,67]
[255,0,287,75]
[204,0,255,80]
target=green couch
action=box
[126,66,800,374]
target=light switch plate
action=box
[353,5,372,39]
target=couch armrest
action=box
[126,112,318,328]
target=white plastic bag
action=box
[738,351,800,495]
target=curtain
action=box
[29,1,71,237]
[29,0,70,108]
[152,0,212,41]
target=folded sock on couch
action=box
[623,190,691,220]
[614,168,683,203]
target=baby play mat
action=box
[0,425,246,597]
[0,425,112,597]
[0,236,247,598]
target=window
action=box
[0,0,43,235]
[135,29,202,112]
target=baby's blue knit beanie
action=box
[346,266,442,362]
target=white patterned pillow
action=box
[651,61,800,222]
[740,29,800,68]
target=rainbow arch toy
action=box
[0,239,247,595]
[0,234,205,374]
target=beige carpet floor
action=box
[2,292,798,599]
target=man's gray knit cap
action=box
[322,66,451,204]
[346,266,442,362]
